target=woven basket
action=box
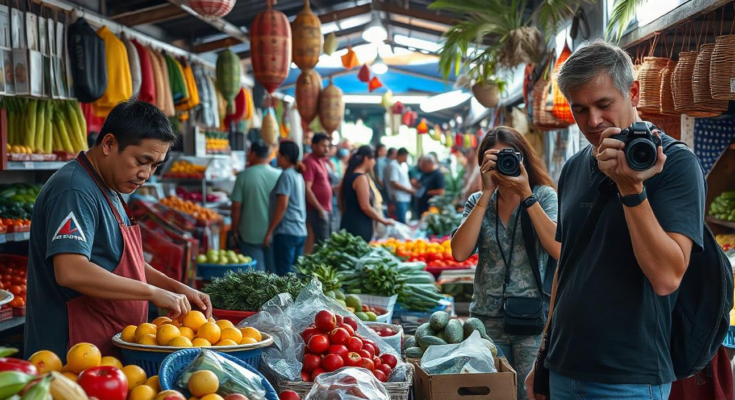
[637,57,670,115]
[532,78,571,130]
[709,34,735,100]
[673,51,722,117]
[693,43,728,109]
[659,60,679,116]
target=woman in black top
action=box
[339,146,393,241]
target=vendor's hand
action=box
[263,231,273,248]
[492,163,533,199]
[479,150,498,192]
[596,128,666,195]
[175,283,212,319]
[381,218,394,226]
[150,287,191,321]
[319,208,330,221]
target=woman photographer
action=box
[451,127,559,400]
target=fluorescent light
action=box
[372,53,388,75]
[420,90,471,113]
[362,11,387,43]
[393,34,442,53]
[343,95,427,104]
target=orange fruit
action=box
[200,395,224,400]
[155,390,186,400]
[121,325,138,343]
[61,364,71,373]
[215,339,237,346]
[191,338,211,348]
[179,327,195,341]
[240,337,257,345]
[240,327,262,342]
[100,356,123,369]
[157,324,181,346]
[152,317,173,327]
[29,350,62,373]
[134,323,157,342]
[122,365,148,390]
[207,317,216,323]
[215,320,234,331]
[219,327,242,344]
[129,384,156,400]
[67,343,101,374]
[138,334,158,346]
[169,336,193,348]
[62,372,78,382]
[188,370,219,397]
[145,375,161,392]
[183,311,207,332]
[196,322,221,344]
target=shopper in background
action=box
[451,127,559,400]
[25,100,211,361]
[526,40,705,400]
[264,141,307,276]
[461,147,483,204]
[415,155,446,216]
[382,147,397,217]
[231,140,281,272]
[304,134,334,251]
[388,148,414,223]
[339,146,394,241]
[374,144,389,190]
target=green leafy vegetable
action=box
[203,271,306,311]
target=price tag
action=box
[730,78,735,93]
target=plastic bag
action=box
[304,367,390,400]
[384,221,414,241]
[420,331,497,375]
[175,349,267,399]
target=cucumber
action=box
[444,319,463,344]
[403,336,417,351]
[419,335,447,351]
[429,311,450,331]
[404,346,424,359]
[463,317,487,339]
[414,323,435,343]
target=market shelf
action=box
[0,316,25,332]
[0,232,30,244]
[706,216,735,230]
[161,177,235,184]
[4,161,69,170]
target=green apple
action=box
[237,254,247,263]
[243,256,252,263]
[207,254,219,264]
[206,249,216,257]
[229,255,239,265]
[218,257,228,265]
[227,250,237,259]
[196,254,207,264]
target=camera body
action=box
[610,121,661,171]
[496,148,523,177]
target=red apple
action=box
[77,366,128,400]
[322,354,344,372]
[362,343,375,359]
[314,310,337,332]
[301,327,321,343]
[301,371,311,382]
[308,335,330,354]
[311,367,326,381]
[302,354,322,372]
[335,314,344,325]
[373,357,382,368]
[373,369,387,382]
[378,364,392,376]
[359,358,375,371]
[379,354,398,369]
[338,323,355,337]
[328,328,350,346]
[343,316,359,332]
[279,391,301,400]
[347,336,363,353]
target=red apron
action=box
[66,153,148,357]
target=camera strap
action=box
[495,192,522,300]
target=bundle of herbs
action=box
[202,271,306,311]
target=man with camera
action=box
[526,40,705,399]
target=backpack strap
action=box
[521,208,549,302]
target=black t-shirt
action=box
[417,169,445,215]
[546,133,705,385]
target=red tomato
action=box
[380,354,398,369]
[278,391,302,400]
[378,364,393,376]
[0,282,5,290]
[301,328,321,343]
[9,297,23,308]
[338,323,355,337]
[2,275,12,283]
[345,352,362,367]
[77,366,128,400]
[307,335,330,354]
[328,328,350,346]
[302,354,321,372]
[335,314,343,325]
[373,369,387,382]
[314,310,337,332]
[346,337,363,353]
[300,371,311,382]
[363,340,380,356]
[311,368,325,381]
[328,345,348,360]
[343,317,358,332]
[0,357,38,375]
[359,358,375,371]
[322,354,344,372]
[9,286,21,296]
[373,356,382,368]
[358,349,371,359]
[11,276,22,285]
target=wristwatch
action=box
[521,194,538,209]
[619,187,647,207]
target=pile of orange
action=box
[0,255,27,307]
[0,218,30,234]
[121,311,263,348]
[168,160,207,175]
[160,196,222,222]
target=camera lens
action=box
[626,139,657,171]
[498,154,521,176]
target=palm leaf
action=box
[606,0,643,42]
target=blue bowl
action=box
[159,348,277,399]
[197,261,257,280]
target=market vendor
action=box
[24,100,211,361]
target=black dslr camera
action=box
[610,122,661,171]
[496,148,523,177]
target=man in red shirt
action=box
[304,134,333,247]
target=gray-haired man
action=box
[526,40,705,399]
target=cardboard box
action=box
[414,357,517,400]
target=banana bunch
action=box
[0,370,87,400]
[2,99,87,155]
[0,371,35,399]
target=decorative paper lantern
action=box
[251,1,292,93]
[429,124,443,141]
[188,0,236,18]
[358,64,371,82]
[292,0,322,69]
[402,108,417,126]
[341,46,359,69]
[551,42,575,124]
[216,49,241,114]
[243,88,254,120]
[319,82,344,134]
[417,118,429,134]
[324,32,338,55]
[224,88,246,125]
[296,68,322,124]
[381,90,394,108]
[368,76,383,92]
[262,109,279,145]
[391,101,404,115]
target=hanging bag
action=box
[67,13,106,102]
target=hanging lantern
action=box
[402,108,417,126]
[251,1,292,93]
[243,88,254,120]
[429,124,443,141]
[224,88,247,126]
[324,32,338,55]
[188,0,236,18]
[358,64,371,82]
[368,76,383,92]
[216,50,241,114]
[444,130,453,148]
[455,133,464,147]
[262,109,279,145]
[551,42,575,124]
[292,0,322,69]
[416,118,429,134]
[391,101,404,115]
[341,46,359,69]
[319,82,344,134]
[296,68,322,124]
[381,90,394,108]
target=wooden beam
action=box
[387,20,447,38]
[111,3,187,26]
[193,37,244,53]
[237,23,369,59]
[318,4,371,24]
[166,0,249,43]
[376,2,457,26]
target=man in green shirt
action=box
[231,140,281,272]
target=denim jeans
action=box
[273,234,306,276]
[238,242,274,273]
[550,372,672,400]
[395,201,410,224]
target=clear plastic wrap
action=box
[175,349,267,399]
[304,367,390,400]
[374,221,414,241]
[420,331,497,375]
[237,280,408,383]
